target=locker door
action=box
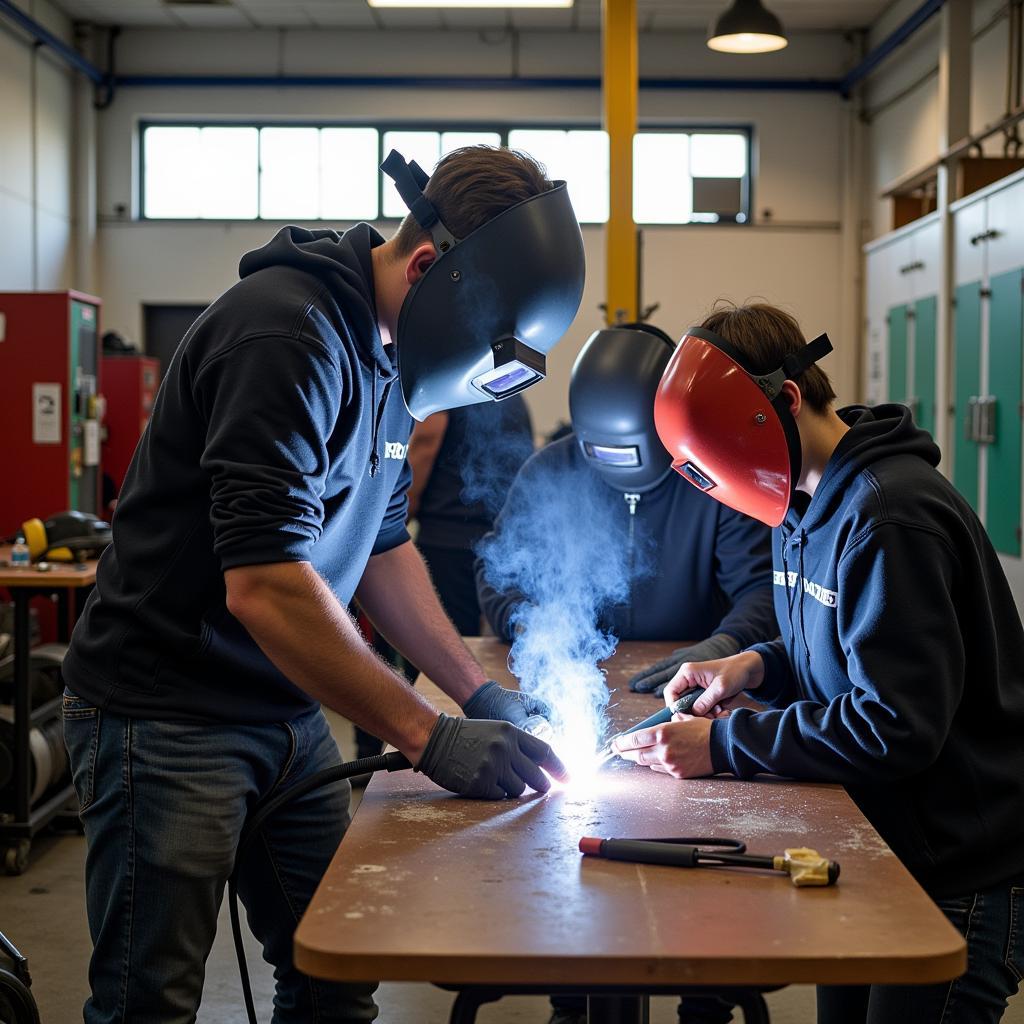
[986,267,1023,556]
[887,305,909,406]
[913,295,938,436]
[953,282,982,511]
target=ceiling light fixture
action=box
[368,0,572,7]
[707,0,788,54]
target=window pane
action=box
[441,131,501,154]
[690,133,747,178]
[633,133,692,224]
[144,127,202,218]
[508,128,608,223]
[382,131,440,218]
[199,128,258,219]
[321,127,379,220]
[144,126,258,219]
[260,127,319,220]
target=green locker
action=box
[913,296,938,436]
[887,305,908,406]
[986,268,1023,556]
[953,282,982,512]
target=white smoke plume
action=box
[477,452,652,775]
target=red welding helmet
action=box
[654,326,833,527]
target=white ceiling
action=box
[50,0,893,34]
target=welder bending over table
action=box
[616,303,1024,1024]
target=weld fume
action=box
[477,451,652,773]
[457,400,535,518]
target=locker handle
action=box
[898,260,925,274]
[967,396,980,442]
[979,396,997,445]
[969,229,1002,246]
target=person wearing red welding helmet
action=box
[616,303,1024,1024]
[61,147,583,1024]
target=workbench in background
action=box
[296,638,965,1024]
[0,548,97,874]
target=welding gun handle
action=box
[623,706,674,736]
[579,837,700,867]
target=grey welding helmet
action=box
[381,149,586,421]
[569,323,677,494]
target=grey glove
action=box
[463,680,552,729]
[628,634,741,697]
[415,714,567,799]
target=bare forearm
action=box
[357,541,486,706]
[406,412,448,520]
[226,561,439,762]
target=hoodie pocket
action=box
[1007,886,1024,982]
[62,691,101,812]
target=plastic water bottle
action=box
[10,534,30,568]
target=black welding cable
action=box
[229,750,413,1024]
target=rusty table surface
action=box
[295,638,966,988]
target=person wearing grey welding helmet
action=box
[62,146,584,1024]
[616,303,1024,1024]
[477,323,776,1024]
[478,323,776,683]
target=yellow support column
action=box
[602,0,638,325]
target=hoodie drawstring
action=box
[624,492,641,636]
[795,530,812,670]
[369,370,393,478]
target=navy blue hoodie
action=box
[476,435,777,645]
[711,405,1024,896]
[64,224,413,722]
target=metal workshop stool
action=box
[441,983,773,1024]
[0,930,41,1024]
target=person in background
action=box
[410,397,534,635]
[350,396,534,762]
[621,303,1024,1024]
[477,323,777,1024]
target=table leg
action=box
[587,995,649,1024]
[57,590,70,643]
[12,591,31,825]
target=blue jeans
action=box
[817,880,1024,1023]
[63,691,378,1024]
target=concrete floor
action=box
[2,714,1021,1023]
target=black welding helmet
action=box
[569,323,676,494]
[381,150,586,421]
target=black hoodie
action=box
[64,225,413,722]
[709,405,1024,896]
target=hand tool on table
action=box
[597,687,704,765]
[579,835,841,887]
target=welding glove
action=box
[462,680,552,729]
[628,634,741,697]
[416,714,567,799]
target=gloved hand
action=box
[415,714,568,799]
[628,634,741,697]
[463,680,552,729]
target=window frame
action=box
[138,119,754,226]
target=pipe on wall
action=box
[840,0,946,96]
[111,73,841,92]
[0,0,104,83]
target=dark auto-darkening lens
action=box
[680,461,716,491]
[483,365,537,397]
[583,442,641,467]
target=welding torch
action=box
[597,687,704,765]
[579,836,841,887]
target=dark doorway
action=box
[143,304,208,381]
